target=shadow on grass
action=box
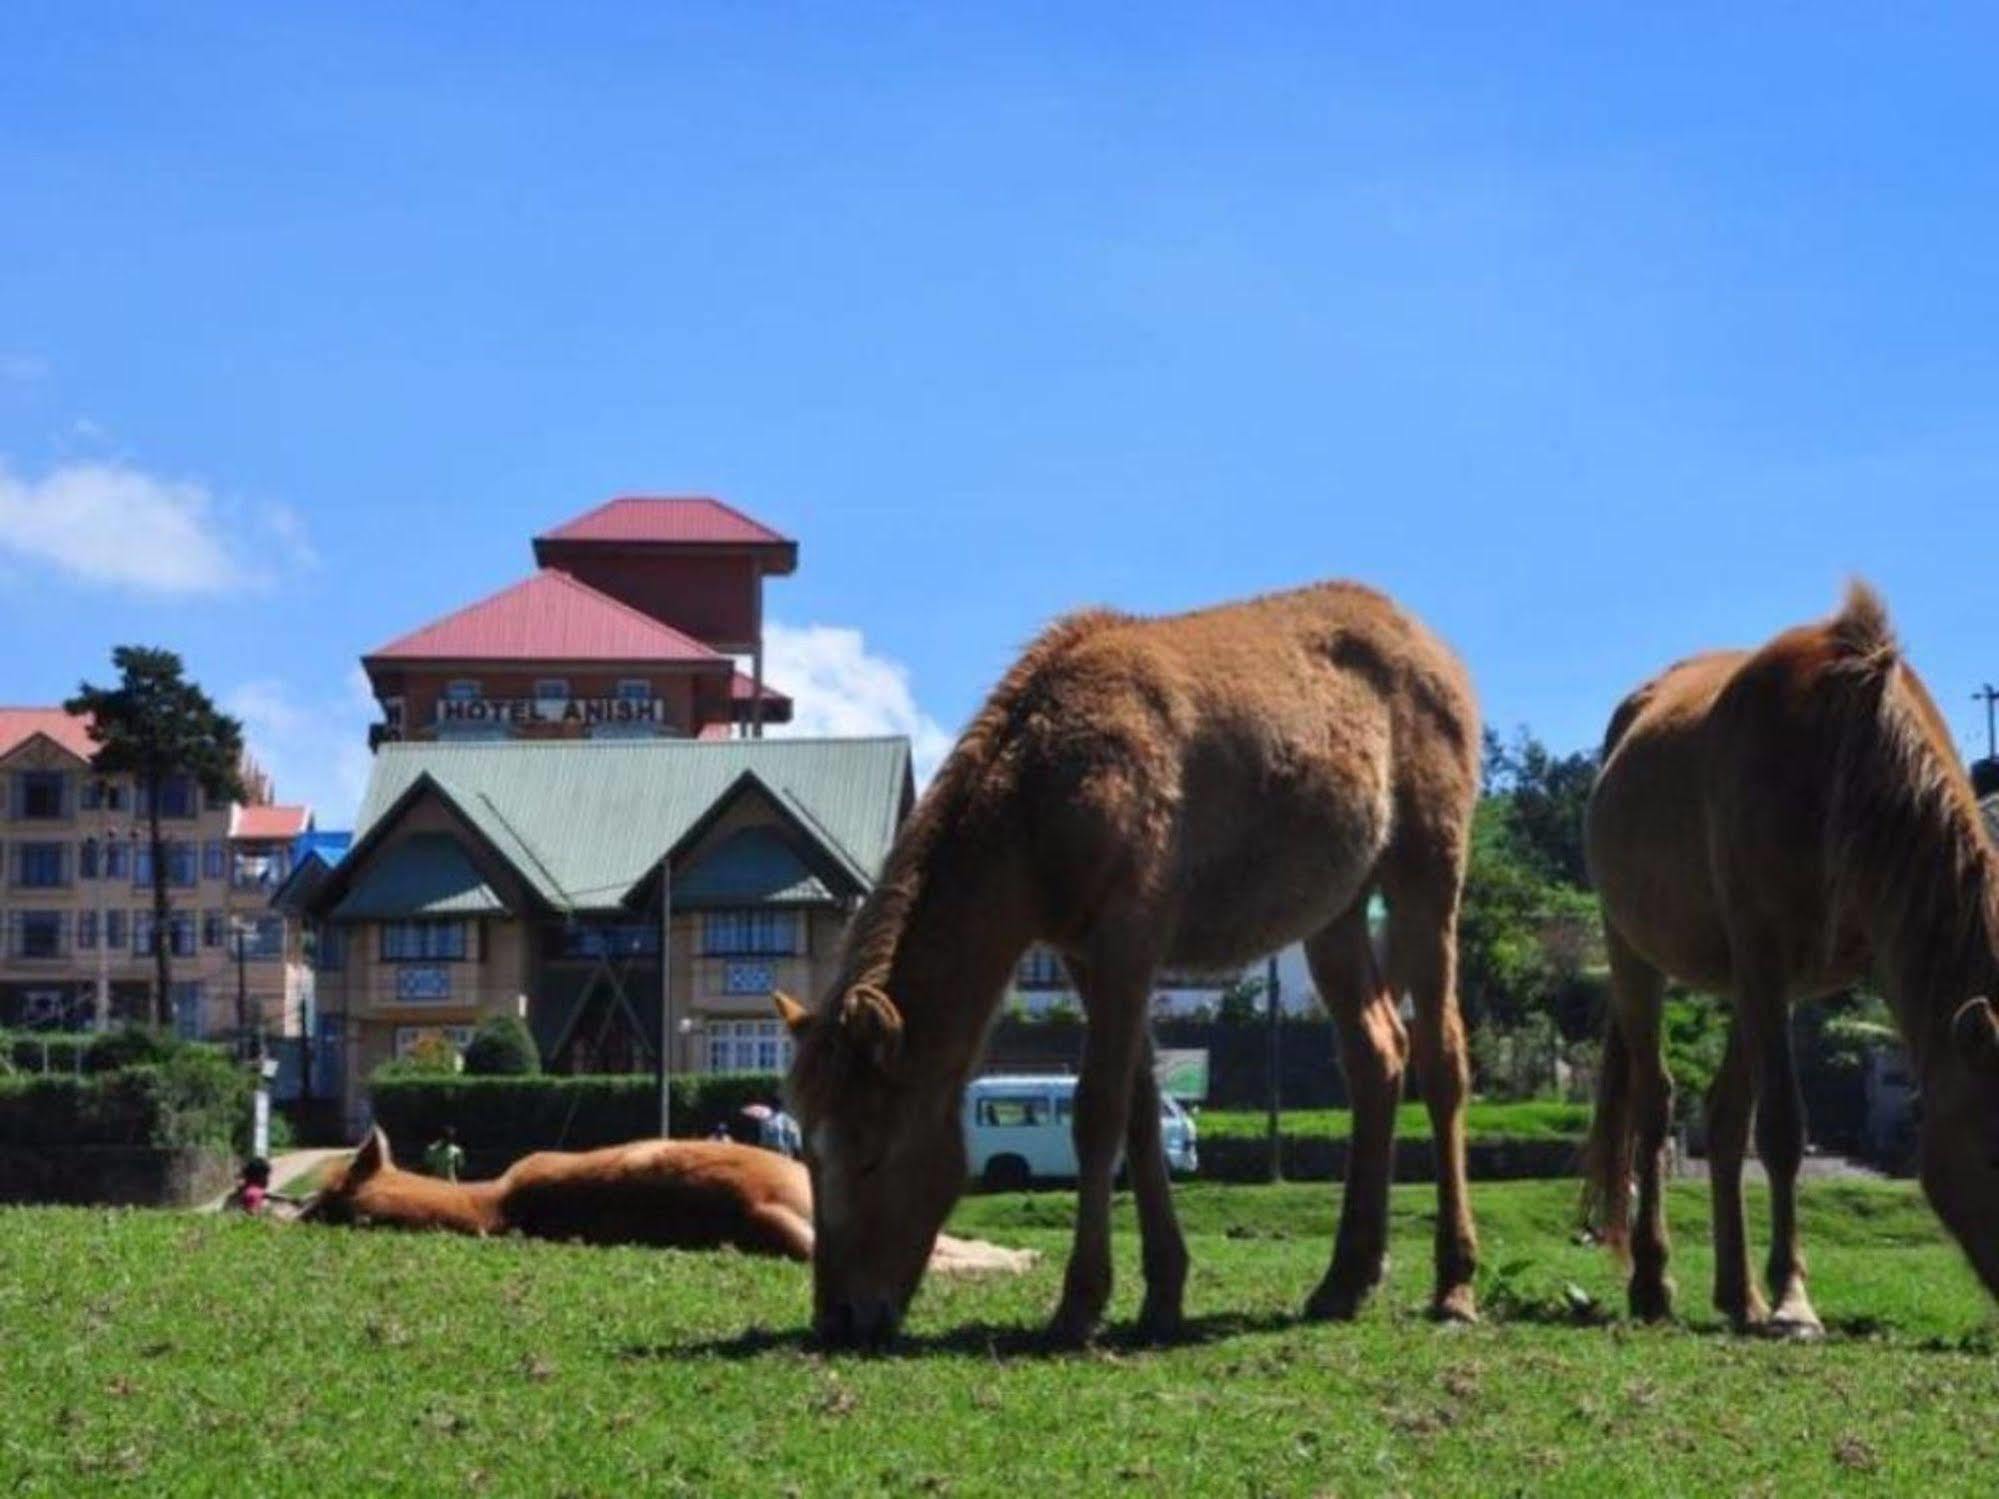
[626,1308,1303,1363]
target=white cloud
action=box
[0,353,48,384]
[225,668,378,826]
[0,458,311,595]
[762,621,953,783]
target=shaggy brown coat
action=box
[783,580,1481,1348]
[1585,582,1999,1333]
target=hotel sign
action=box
[435,696,666,729]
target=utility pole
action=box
[234,920,250,1057]
[1265,952,1282,1183]
[1976,684,1999,763]
[657,863,674,1139]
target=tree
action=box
[1482,727,1598,888]
[67,648,245,1030]
[463,1015,542,1076]
[1215,976,1265,1027]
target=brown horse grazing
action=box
[301,1128,817,1258]
[780,582,1482,1349]
[1585,582,1999,1335]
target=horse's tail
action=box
[1580,998,1635,1258]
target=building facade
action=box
[0,709,312,1037]
[363,496,795,749]
[302,736,912,1130]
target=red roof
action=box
[536,496,791,548]
[730,671,793,705]
[0,708,96,762]
[233,804,311,841]
[366,569,727,664]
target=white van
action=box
[964,1074,1199,1191]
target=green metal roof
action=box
[338,737,912,916]
[674,824,834,908]
[331,832,508,920]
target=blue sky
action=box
[3,5,1997,823]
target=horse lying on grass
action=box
[782,581,1482,1349]
[1586,582,1999,1335]
[299,1128,1034,1276]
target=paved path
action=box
[196,1146,348,1214]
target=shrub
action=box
[0,1048,250,1151]
[368,1072,783,1160]
[1,1026,185,1076]
[372,1032,462,1080]
[462,1016,541,1077]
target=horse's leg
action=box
[1609,931,1675,1321]
[1069,954,1189,1342]
[1745,991,1821,1338]
[1706,1020,1766,1331]
[1303,899,1406,1321]
[1384,862,1480,1322]
[744,1201,815,1262]
[1048,944,1155,1347]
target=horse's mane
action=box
[1819,581,1999,1040]
[836,608,1124,995]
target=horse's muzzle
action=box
[816,1296,903,1353]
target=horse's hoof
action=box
[1043,1305,1100,1351]
[1764,1304,1825,1342]
[1430,1285,1480,1326]
[1628,1279,1676,1324]
[1134,1300,1185,1345]
[1302,1281,1371,1323]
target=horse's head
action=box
[295,1126,397,1227]
[777,987,966,1350]
[1916,996,1999,1296]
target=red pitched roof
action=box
[366,569,726,664]
[0,708,96,762]
[730,672,793,705]
[536,496,791,547]
[233,804,312,841]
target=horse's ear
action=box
[1951,998,1999,1077]
[352,1125,392,1179]
[840,984,904,1074]
[771,990,812,1036]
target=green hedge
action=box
[0,1049,250,1150]
[1,1027,191,1077]
[369,1072,786,1160]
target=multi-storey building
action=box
[362,496,795,748]
[0,708,312,1037]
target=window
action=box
[203,910,225,949]
[80,779,103,811]
[722,960,775,996]
[133,912,155,955]
[144,775,197,819]
[381,920,469,962]
[700,909,800,957]
[555,923,660,960]
[703,1019,793,1074]
[241,916,283,960]
[533,678,570,700]
[14,842,66,888]
[104,841,131,880]
[79,839,98,880]
[615,678,651,701]
[166,841,197,888]
[394,966,452,1002]
[169,913,196,958]
[133,846,151,885]
[443,680,481,702]
[104,910,126,951]
[76,909,97,951]
[976,1095,1052,1129]
[203,840,226,881]
[105,783,128,812]
[1016,947,1068,990]
[232,851,274,888]
[13,911,65,960]
[172,982,203,1041]
[13,772,67,820]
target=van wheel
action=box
[983,1155,1032,1193]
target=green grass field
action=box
[0,1178,1991,1495]
[1196,1099,1592,1142]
